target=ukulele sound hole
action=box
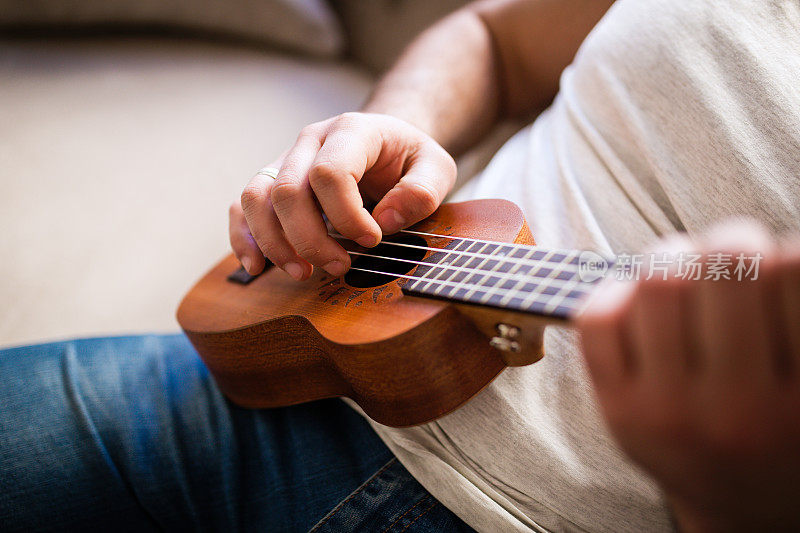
[345,233,428,288]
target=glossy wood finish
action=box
[177,200,552,427]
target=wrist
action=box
[361,96,437,140]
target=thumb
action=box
[371,145,456,234]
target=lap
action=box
[0,334,472,532]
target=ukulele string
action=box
[329,233,594,302]
[398,228,584,259]
[328,233,583,273]
[345,249,587,292]
[322,227,603,311]
[345,265,589,306]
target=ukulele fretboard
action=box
[398,232,606,319]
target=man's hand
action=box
[578,221,800,531]
[229,112,456,280]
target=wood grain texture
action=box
[177,199,551,426]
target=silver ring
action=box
[255,166,279,180]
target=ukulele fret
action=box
[447,247,533,303]
[408,273,588,308]
[463,245,517,300]
[360,245,590,294]
[479,247,540,302]
[409,238,475,292]
[402,238,598,319]
[437,241,490,287]
[498,249,556,306]
[432,241,494,296]
[393,232,584,272]
[517,250,581,315]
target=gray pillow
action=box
[331,0,468,72]
[0,0,344,57]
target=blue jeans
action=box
[0,335,474,532]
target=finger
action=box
[240,171,311,281]
[271,128,351,276]
[229,201,266,275]
[577,278,638,387]
[693,220,775,381]
[631,277,691,388]
[308,130,382,247]
[371,143,456,234]
[631,235,697,382]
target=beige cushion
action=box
[332,0,469,72]
[0,37,371,347]
[0,0,344,57]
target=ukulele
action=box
[177,199,607,427]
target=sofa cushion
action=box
[0,37,371,347]
[0,0,343,57]
[331,0,469,72]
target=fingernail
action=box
[378,209,405,234]
[357,234,379,248]
[283,262,304,281]
[323,260,346,277]
[241,256,252,273]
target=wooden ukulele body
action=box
[177,200,548,427]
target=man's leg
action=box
[0,334,472,532]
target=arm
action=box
[364,0,615,154]
[230,0,613,279]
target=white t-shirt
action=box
[364,1,800,531]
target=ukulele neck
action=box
[398,231,606,321]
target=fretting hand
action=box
[578,221,800,532]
